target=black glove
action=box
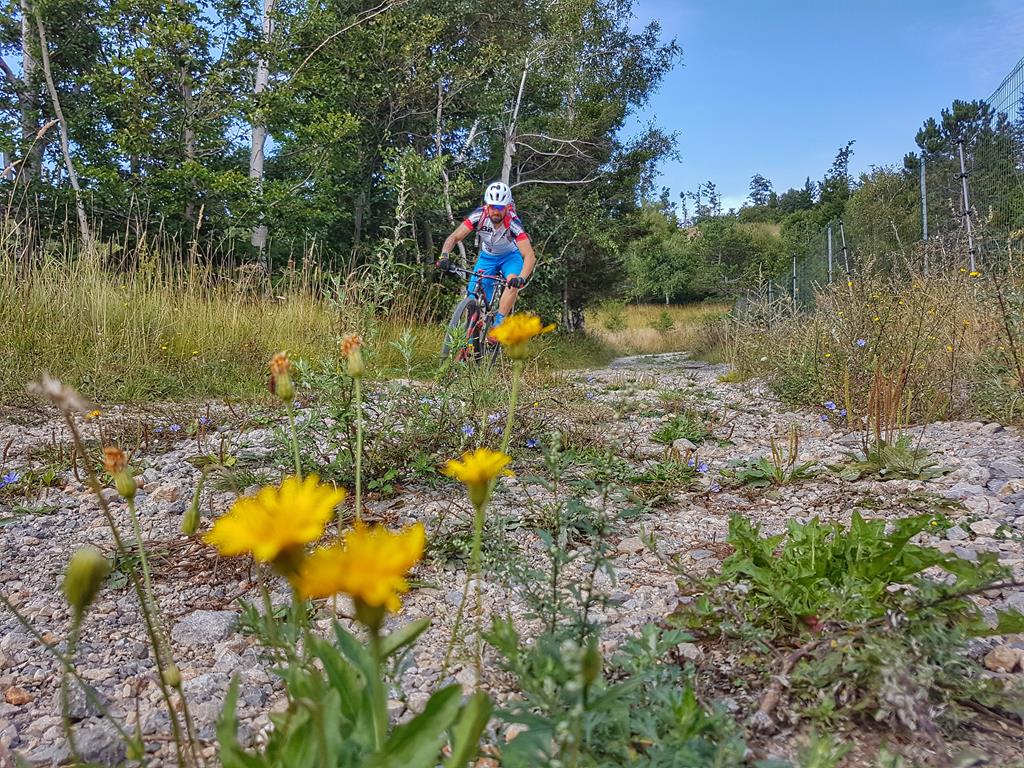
[437,256,451,272]
[507,275,526,289]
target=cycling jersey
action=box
[463,206,529,256]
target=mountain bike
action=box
[439,265,509,366]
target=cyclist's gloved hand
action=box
[437,256,451,272]
[507,276,526,289]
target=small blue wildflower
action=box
[491,426,502,435]
[839,408,847,417]
[488,413,501,423]
[169,424,182,433]
[586,375,597,384]
[856,338,867,348]
[698,462,709,474]
[419,396,432,405]
[198,416,212,427]
[823,401,837,411]
[820,414,829,422]
[461,424,475,437]
[1,470,19,487]
[155,426,164,434]
[710,481,722,493]
[687,457,696,467]
[585,392,594,400]
[525,438,539,449]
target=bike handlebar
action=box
[442,265,509,286]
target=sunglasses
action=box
[487,204,507,213]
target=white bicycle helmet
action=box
[483,181,513,206]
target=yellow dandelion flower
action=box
[204,475,345,564]
[487,313,555,360]
[959,267,967,274]
[85,409,102,421]
[824,352,832,358]
[946,345,954,352]
[444,447,513,507]
[872,316,880,322]
[295,522,425,614]
[969,271,982,278]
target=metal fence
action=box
[748,53,1024,314]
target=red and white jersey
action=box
[463,206,529,256]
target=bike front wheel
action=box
[441,296,485,365]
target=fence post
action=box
[838,218,851,277]
[956,138,977,273]
[791,254,798,309]
[920,152,928,243]
[827,223,833,284]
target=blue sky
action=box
[627,0,1024,211]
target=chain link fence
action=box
[742,54,1024,315]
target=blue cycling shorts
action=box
[466,248,524,303]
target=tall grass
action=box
[586,301,732,356]
[1,252,343,402]
[725,263,1024,423]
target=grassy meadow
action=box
[0,253,724,404]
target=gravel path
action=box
[1,353,1022,766]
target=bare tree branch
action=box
[290,0,404,81]
[0,56,21,89]
[510,175,602,189]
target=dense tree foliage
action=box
[0,0,678,321]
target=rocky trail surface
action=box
[1,353,1022,766]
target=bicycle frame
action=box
[441,265,508,364]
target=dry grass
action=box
[729,264,1024,423]
[586,301,733,356]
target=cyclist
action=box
[437,181,536,330]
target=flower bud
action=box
[63,546,110,616]
[340,334,364,379]
[162,663,181,688]
[269,352,294,402]
[103,446,136,500]
[181,501,200,535]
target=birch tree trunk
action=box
[19,0,42,184]
[34,11,91,246]
[500,59,530,186]
[249,0,275,253]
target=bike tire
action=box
[441,296,484,365]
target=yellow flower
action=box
[824,352,832,358]
[872,316,880,322]
[946,345,954,352]
[959,267,967,274]
[295,522,425,613]
[969,271,982,278]
[85,409,102,421]
[204,475,345,563]
[487,313,555,360]
[444,447,513,507]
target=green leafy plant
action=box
[675,512,1024,735]
[650,310,675,334]
[631,459,697,504]
[651,411,709,445]
[721,426,816,488]
[219,617,491,768]
[600,299,628,331]
[838,435,945,481]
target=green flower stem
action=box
[368,626,389,752]
[0,594,134,747]
[354,376,363,522]
[440,495,491,680]
[60,617,84,765]
[127,498,156,617]
[286,400,302,480]
[500,359,524,455]
[61,416,194,768]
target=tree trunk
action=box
[249,0,275,254]
[19,0,42,184]
[500,60,529,186]
[434,80,471,266]
[181,61,197,226]
[34,10,91,246]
